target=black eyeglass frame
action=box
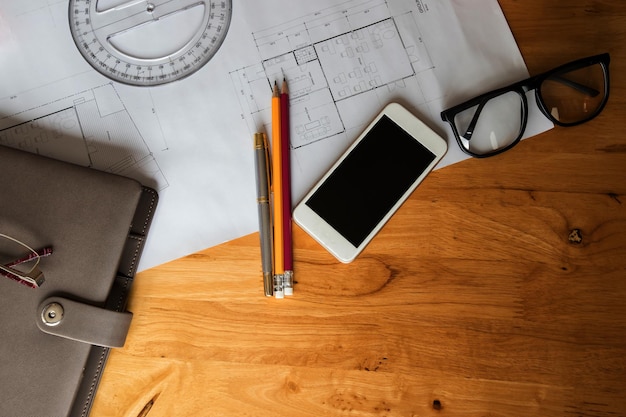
[440,53,611,158]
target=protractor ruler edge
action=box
[68,0,233,87]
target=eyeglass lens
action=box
[449,58,607,157]
[540,62,606,125]
[453,91,524,156]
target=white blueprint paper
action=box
[0,0,552,270]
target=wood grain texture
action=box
[92,2,626,416]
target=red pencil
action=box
[280,78,293,295]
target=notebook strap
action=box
[36,296,133,348]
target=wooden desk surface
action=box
[92,2,626,416]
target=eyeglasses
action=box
[440,53,610,158]
[0,233,52,288]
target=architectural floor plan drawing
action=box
[1,0,552,270]
[0,84,167,191]
[231,0,434,150]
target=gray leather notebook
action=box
[0,145,158,417]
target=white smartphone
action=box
[293,103,447,263]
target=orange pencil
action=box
[271,81,284,298]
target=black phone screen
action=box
[305,115,436,247]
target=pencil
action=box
[271,81,284,298]
[280,78,294,296]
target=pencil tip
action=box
[281,78,288,95]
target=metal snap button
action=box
[41,302,64,326]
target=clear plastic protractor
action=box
[69,0,232,86]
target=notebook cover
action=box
[0,145,157,417]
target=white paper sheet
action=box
[0,0,552,270]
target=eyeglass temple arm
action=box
[4,246,53,268]
[1,246,52,288]
[0,265,45,288]
[549,74,600,97]
[460,99,490,140]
